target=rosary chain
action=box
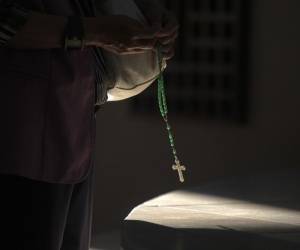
[157,46,179,163]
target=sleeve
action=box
[0,1,30,46]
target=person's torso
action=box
[0,0,99,183]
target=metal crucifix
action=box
[172,159,186,183]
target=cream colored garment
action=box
[97,0,166,101]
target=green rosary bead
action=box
[157,45,186,183]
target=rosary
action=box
[157,46,186,183]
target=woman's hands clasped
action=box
[84,1,178,59]
[84,15,161,55]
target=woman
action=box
[0,0,178,249]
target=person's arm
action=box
[1,2,160,52]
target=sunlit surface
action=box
[106,93,114,102]
[98,171,300,249]
[126,190,300,243]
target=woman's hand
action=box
[84,15,160,55]
[134,0,179,60]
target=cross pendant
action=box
[172,160,186,183]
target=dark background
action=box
[91,0,300,234]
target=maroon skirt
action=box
[0,165,94,250]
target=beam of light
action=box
[126,190,300,233]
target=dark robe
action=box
[0,0,104,183]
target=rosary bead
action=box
[157,45,186,183]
